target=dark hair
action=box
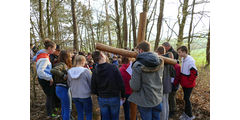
[78,52,85,56]
[56,45,60,51]
[58,50,72,68]
[156,46,166,55]
[177,46,188,54]
[121,56,130,64]
[162,42,171,47]
[136,41,150,52]
[92,51,101,63]
[44,38,56,49]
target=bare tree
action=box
[71,0,79,51]
[39,0,45,41]
[52,0,60,43]
[114,0,122,48]
[206,25,210,67]
[177,0,189,48]
[154,0,165,51]
[187,0,196,54]
[131,0,137,48]
[123,0,128,48]
[46,0,52,39]
[104,0,112,46]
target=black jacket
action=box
[91,63,125,98]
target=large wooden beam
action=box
[96,43,177,65]
[137,12,147,44]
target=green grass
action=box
[190,48,207,66]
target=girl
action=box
[68,55,92,120]
[51,50,72,120]
[32,39,56,118]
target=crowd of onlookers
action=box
[30,38,198,120]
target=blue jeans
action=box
[56,86,71,120]
[123,94,130,120]
[73,97,93,120]
[98,97,120,120]
[137,103,162,120]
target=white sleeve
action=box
[37,59,52,81]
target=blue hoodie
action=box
[33,49,52,81]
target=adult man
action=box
[162,42,179,60]
[128,41,164,120]
[162,42,179,118]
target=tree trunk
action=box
[187,0,196,55]
[52,0,60,43]
[104,0,112,46]
[143,0,149,41]
[154,0,165,51]
[71,0,79,51]
[137,12,147,43]
[177,0,189,48]
[39,0,45,41]
[114,0,122,48]
[129,16,132,49]
[131,0,137,48]
[147,0,158,42]
[46,0,52,39]
[123,0,128,48]
[206,26,210,67]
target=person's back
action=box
[91,51,125,120]
[128,41,164,120]
[92,62,125,98]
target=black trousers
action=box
[38,78,55,116]
[183,87,193,117]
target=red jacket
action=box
[119,63,132,95]
[177,55,198,88]
[173,64,181,86]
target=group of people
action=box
[31,38,198,120]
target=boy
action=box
[91,51,125,120]
[128,41,164,120]
[176,46,198,120]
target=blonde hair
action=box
[73,55,86,67]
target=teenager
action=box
[68,55,93,120]
[91,51,125,120]
[32,39,57,118]
[156,46,176,120]
[51,50,72,120]
[176,46,198,120]
[128,41,164,120]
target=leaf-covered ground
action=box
[30,66,209,120]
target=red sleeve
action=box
[173,64,181,86]
[189,67,198,81]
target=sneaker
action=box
[185,115,195,120]
[179,112,187,120]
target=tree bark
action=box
[187,0,196,55]
[52,0,60,43]
[114,0,122,48]
[46,0,52,39]
[131,0,137,48]
[154,0,165,51]
[71,0,79,51]
[123,0,128,48]
[38,0,45,41]
[206,26,210,66]
[104,0,112,46]
[177,0,189,48]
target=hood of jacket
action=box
[68,67,87,80]
[33,49,48,62]
[135,52,163,72]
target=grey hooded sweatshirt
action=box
[128,52,164,107]
[67,67,92,98]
